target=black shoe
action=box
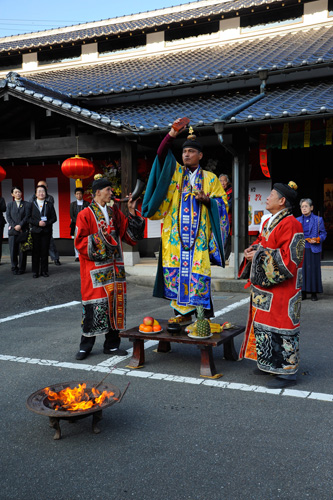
[33,273,39,278]
[302,292,307,300]
[18,270,25,275]
[41,272,49,277]
[75,258,79,262]
[103,348,128,356]
[311,293,318,301]
[54,260,61,266]
[76,350,90,360]
[266,376,297,389]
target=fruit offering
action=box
[139,317,162,333]
[196,305,211,337]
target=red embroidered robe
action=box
[75,201,144,335]
[239,209,305,375]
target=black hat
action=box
[273,181,298,205]
[92,174,112,195]
[182,127,202,152]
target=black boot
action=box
[302,292,307,300]
[311,293,318,301]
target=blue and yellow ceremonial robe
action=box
[142,150,229,314]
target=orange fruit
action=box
[139,323,145,330]
[153,325,162,332]
[143,325,153,332]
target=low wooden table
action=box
[119,320,245,379]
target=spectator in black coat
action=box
[29,180,61,265]
[28,185,57,278]
[70,187,89,261]
[0,195,6,265]
[6,186,31,274]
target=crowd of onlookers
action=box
[0,180,62,278]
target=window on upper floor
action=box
[98,34,146,56]
[38,45,81,65]
[165,20,219,43]
[240,5,303,32]
[0,53,22,71]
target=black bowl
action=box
[167,322,182,335]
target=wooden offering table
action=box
[119,320,245,379]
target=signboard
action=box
[248,180,272,234]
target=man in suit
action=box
[0,194,6,265]
[70,187,89,261]
[28,185,57,278]
[29,180,61,265]
[6,186,30,274]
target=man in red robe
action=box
[75,176,145,360]
[239,181,305,388]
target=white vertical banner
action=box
[46,177,59,238]
[248,180,271,232]
[2,179,12,238]
[23,179,35,204]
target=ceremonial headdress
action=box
[92,174,112,195]
[182,127,203,152]
[273,181,298,205]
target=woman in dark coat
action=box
[28,185,57,278]
[296,198,327,301]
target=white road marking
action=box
[1,353,332,402]
[2,296,330,403]
[0,301,81,323]
[213,296,250,318]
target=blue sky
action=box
[0,0,193,38]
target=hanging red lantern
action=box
[61,155,95,188]
[0,166,6,182]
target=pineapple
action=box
[196,306,211,337]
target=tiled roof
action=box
[26,24,333,98]
[2,72,332,132]
[0,0,295,53]
[95,81,333,130]
[1,72,128,133]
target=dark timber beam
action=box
[0,134,120,160]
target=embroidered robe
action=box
[142,150,229,314]
[75,201,145,336]
[239,209,305,375]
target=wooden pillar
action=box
[120,140,137,213]
[234,131,249,252]
[120,140,140,266]
[229,130,249,275]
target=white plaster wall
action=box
[303,0,328,25]
[146,31,165,52]
[81,42,98,63]
[219,17,241,40]
[22,52,38,71]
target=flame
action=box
[43,383,118,412]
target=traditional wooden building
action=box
[0,0,332,269]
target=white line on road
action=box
[1,353,332,403]
[0,301,81,323]
[213,296,250,318]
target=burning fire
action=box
[43,383,118,412]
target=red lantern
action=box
[61,155,95,188]
[0,166,6,182]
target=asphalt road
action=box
[0,258,332,500]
